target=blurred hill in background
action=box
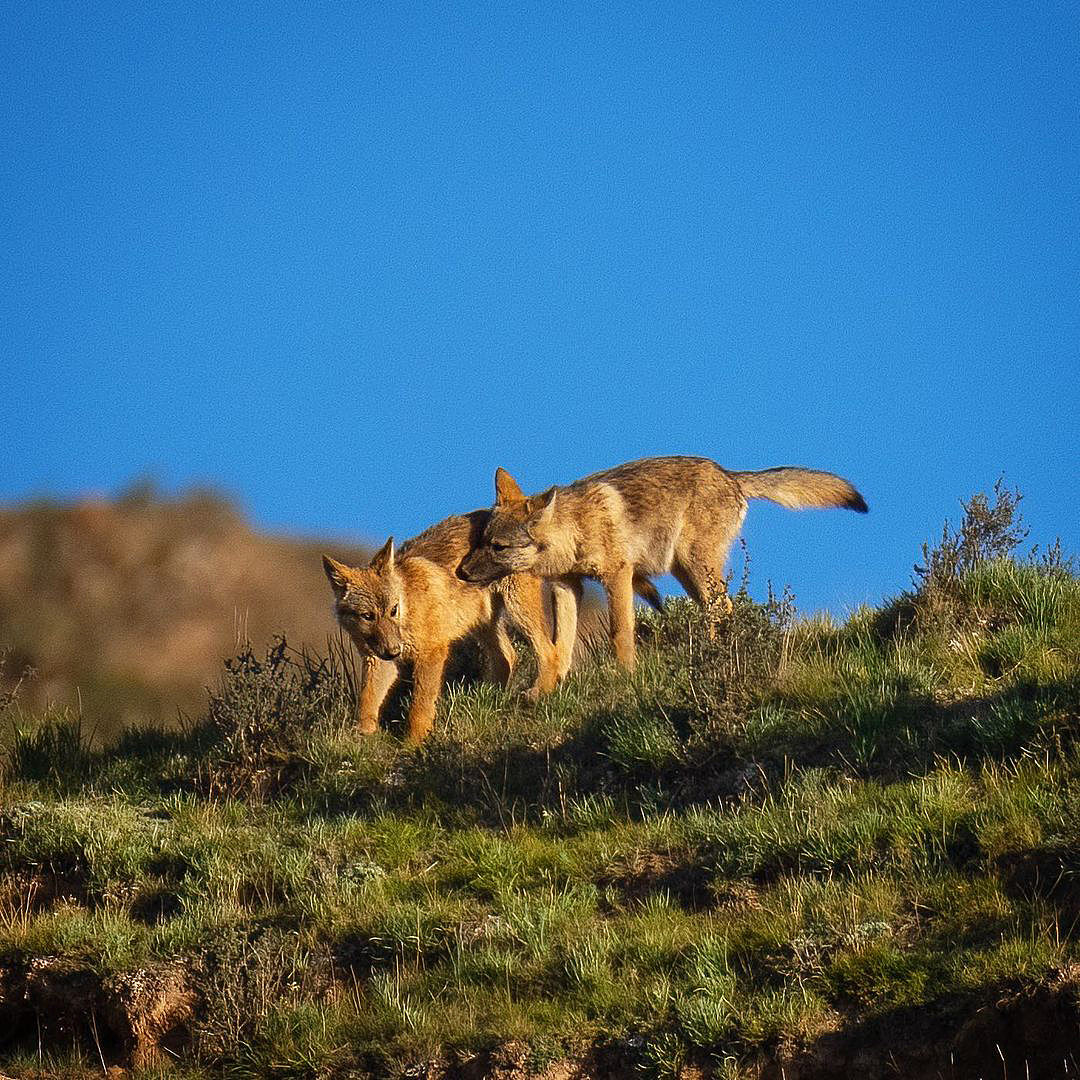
[0,485,369,729]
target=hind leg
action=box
[633,574,664,611]
[672,515,744,635]
[602,563,638,670]
[549,577,583,681]
[671,550,733,612]
[674,502,745,605]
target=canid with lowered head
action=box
[324,510,571,741]
[324,536,519,742]
[458,456,868,671]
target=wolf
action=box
[323,511,564,741]
[458,457,867,670]
[325,538,512,742]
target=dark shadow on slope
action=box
[997,845,1080,934]
[5,632,1076,831]
[754,973,1080,1080]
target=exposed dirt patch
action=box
[106,964,197,1068]
[0,958,195,1068]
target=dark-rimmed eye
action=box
[491,541,510,552]
[359,611,375,622]
[390,604,399,617]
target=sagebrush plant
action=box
[202,635,360,799]
[911,476,1053,633]
[916,477,1027,586]
[682,578,795,738]
[0,483,1078,1078]
[629,544,796,771]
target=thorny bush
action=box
[204,636,358,799]
[644,545,796,739]
[915,477,1029,600]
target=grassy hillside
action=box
[0,484,1078,1078]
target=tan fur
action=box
[400,510,567,692]
[459,456,867,671]
[323,511,567,741]
[323,541,484,741]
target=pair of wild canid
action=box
[323,456,868,742]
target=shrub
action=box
[202,636,357,800]
[915,478,1029,596]
[641,548,796,744]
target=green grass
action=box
[1,506,1079,1077]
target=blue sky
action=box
[3,2,1077,613]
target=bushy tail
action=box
[633,576,664,611]
[733,467,868,513]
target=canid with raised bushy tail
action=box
[459,456,867,671]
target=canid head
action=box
[458,468,556,585]
[322,538,406,661]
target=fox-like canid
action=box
[459,456,868,670]
[324,511,568,741]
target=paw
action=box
[405,718,433,743]
[524,674,559,702]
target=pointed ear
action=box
[322,555,351,598]
[369,536,395,574]
[528,488,556,526]
[494,467,525,505]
